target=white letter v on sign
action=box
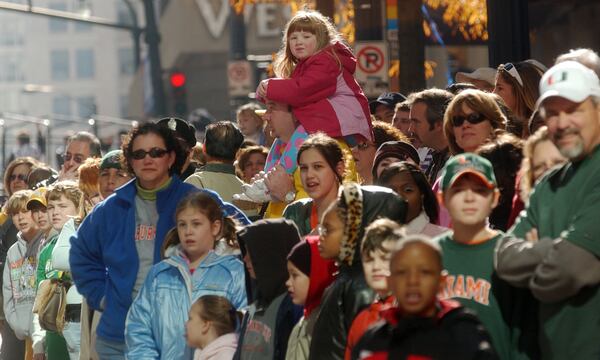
[195,0,230,38]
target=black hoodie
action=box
[309,184,407,360]
[235,219,303,360]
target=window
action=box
[51,49,69,80]
[75,1,93,31]
[76,49,95,79]
[118,48,134,75]
[116,2,135,26]
[53,96,71,116]
[77,96,96,118]
[49,2,68,32]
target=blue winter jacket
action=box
[125,249,247,359]
[69,177,197,343]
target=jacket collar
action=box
[114,175,183,208]
[380,298,461,326]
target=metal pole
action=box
[121,0,141,70]
[142,0,166,116]
[44,120,51,166]
[229,5,247,120]
[1,119,5,170]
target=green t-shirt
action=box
[509,145,600,359]
[436,232,536,360]
[36,234,70,359]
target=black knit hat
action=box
[372,141,420,179]
[157,117,196,148]
[287,240,311,276]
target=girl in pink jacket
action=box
[186,295,239,360]
[257,10,372,175]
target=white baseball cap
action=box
[537,61,600,108]
[455,67,497,87]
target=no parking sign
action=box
[355,42,389,98]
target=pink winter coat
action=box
[193,333,237,360]
[266,42,373,142]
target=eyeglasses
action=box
[451,113,487,127]
[503,63,524,87]
[354,142,374,151]
[9,174,27,182]
[63,153,85,164]
[316,224,328,237]
[130,147,169,160]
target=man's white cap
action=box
[537,61,600,108]
[455,67,496,86]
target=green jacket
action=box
[496,145,600,359]
[283,198,313,237]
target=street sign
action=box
[355,42,389,98]
[228,60,253,97]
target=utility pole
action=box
[397,0,425,93]
[229,4,248,120]
[142,0,166,117]
[486,0,530,67]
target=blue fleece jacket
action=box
[69,177,197,342]
[125,249,247,359]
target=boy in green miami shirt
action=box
[435,153,537,360]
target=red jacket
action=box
[267,42,373,142]
[344,296,396,360]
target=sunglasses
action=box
[503,63,524,87]
[9,174,27,182]
[63,153,85,164]
[452,113,487,127]
[130,147,169,160]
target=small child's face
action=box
[285,261,310,306]
[237,112,262,136]
[443,175,497,227]
[11,209,37,235]
[176,207,220,263]
[185,304,209,349]
[30,204,51,232]
[362,240,395,294]
[318,206,344,260]
[288,30,318,60]
[388,242,444,317]
[47,195,78,231]
[243,249,256,279]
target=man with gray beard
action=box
[495,61,600,359]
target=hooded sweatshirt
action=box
[2,230,44,340]
[235,219,303,360]
[286,236,337,360]
[309,184,407,360]
[266,42,373,142]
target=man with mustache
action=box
[495,61,600,359]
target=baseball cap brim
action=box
[535,88,600,109]
[447,170,495,191]
[26,197,46,210]
[455,67,496,86]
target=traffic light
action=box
[169,71,188,116]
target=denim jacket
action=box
[125,248,247,360]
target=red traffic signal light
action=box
[170,72,186,88]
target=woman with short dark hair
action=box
[70,122,199,358]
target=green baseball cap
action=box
[440,153,496,191]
